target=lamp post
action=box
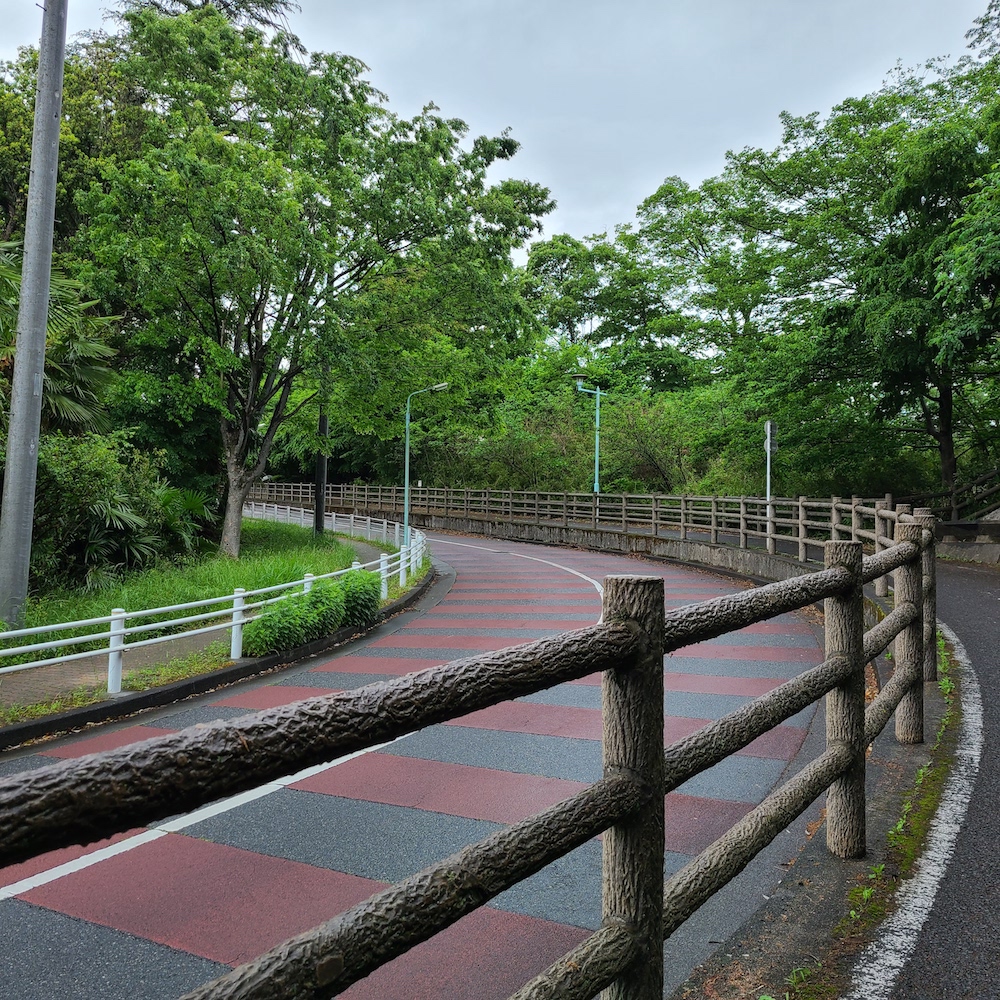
[403,382,448,546]
[574,375,602,493]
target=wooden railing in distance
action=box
[0,519,935,1000]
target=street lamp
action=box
[573,374,602,493]
[403,382,448,545]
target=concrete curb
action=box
[0,568,438,753]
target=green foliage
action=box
[341,570,381,629]
[242,590,322,657]
[307,580,347,634]
[242,570,380,657]
[0,432,216,591]
[0,243,118,434]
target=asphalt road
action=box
[886,560,1000,1000]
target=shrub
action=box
[242,592,321,657]
[306,580,346,634]
[241,572,378,657]
[341,570,381,629]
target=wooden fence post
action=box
[602,575,665,1000]
[766,498,776,555]
[894,522,924,744]
[739,497,747,548]
[824,540,865,859]
[874,501,889,598]
[830,497,841,541]
[914,508,937,682]
[679,496,687,541]
[798,497,808,562]
[851,496,861,543]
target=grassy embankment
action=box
[0,520,419,727]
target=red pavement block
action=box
[19,833,382,966]
[311,656,444,676]
[447,703,603,741]
[0,829,144,889]
[340,907,589,1000]
[662,672,784,696]
[39,726,177,759]
[370,635,525,650]
[670,644,821,663]
[743,725,808,761]
[292,754,589,824]
[664,793,754,855]
[412,618,595,631]
[213,685,331,710]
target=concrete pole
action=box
[0,0,69,626]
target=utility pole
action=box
[0,0,69,626]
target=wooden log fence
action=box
[1,487,939,999]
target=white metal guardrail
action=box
[0,504,427,696]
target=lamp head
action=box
[432,382,448,391]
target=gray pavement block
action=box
[185,788,502,884]
[0,899,226,1000]
[381,726,604,783]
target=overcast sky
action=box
[3,0,988,241]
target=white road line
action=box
[842,620,984,999]
[429,537,605,596]
[0,739,403,899]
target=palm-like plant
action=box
[0,242,118,434]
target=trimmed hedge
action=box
[242,572,379,657]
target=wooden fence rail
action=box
[0,490,938,999]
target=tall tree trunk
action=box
[937,381,957,496]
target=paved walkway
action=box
[0,532,825,999]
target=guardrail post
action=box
[895,522,924,744]
[914,508,937,682]
[739,497,747,548]
[107,608,126,695]
[351,561,361,571]
[710,496,719,544]
[679,496,687,540]
[824,540,865,858]
[601,575,665,1000]
[230,588,245,660]
[766,498,776,555]
[399,545,408,587]
[874,500,889,597]
[798,496,808,562]
[830,496,841,541]
[394,522,400,547]
[379,553,389,600]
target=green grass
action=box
[19,520,358,629]
[0,528,433,729]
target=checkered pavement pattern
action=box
[0,535,822,999]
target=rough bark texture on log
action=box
[0,622,640,866]
[662,744,853,938]
[893,523,924,745]
[824,540,866,859]
[861,540,919,585]
[863,602,918,665]
[661,566,852,653]
[505,923,640,1000]
[914,510,938,682]
[662,656,851,794]
[181,772,648,1000]
[601,576,665,1000]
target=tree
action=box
[716,58,1000,489]
[80,6,550,555]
